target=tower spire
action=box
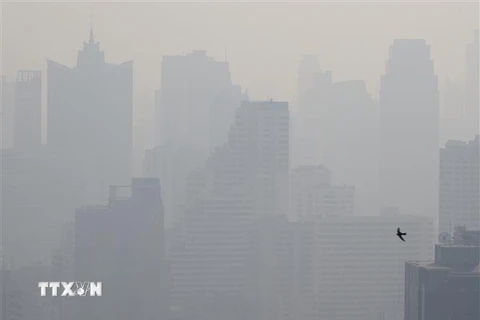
[89,26,95,44]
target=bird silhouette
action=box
[396,227,407,242]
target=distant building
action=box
[157,50,241,154]
[150,50,244,226]
[1,265,53,320]
[290,165,354,220]
[379,39,439,218]
[74,178,166,320]
[1,75,16,149]
[295,62,379,216]
[168,100,290,320]
[14,70,42,150]
[405,243,480,320]
[0,147,84,266]
[143,143,204,227]
[465,30,479,136]
[439,136,480,234]
[47,29,133,203]
[305,214,435,320]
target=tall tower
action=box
[439,136,480,234]
[297,54,321,99]
[169,100,290,320]
[47,29,133,203]
[465,30,479,136]
[13,70,42,150]
[379,39,439,217]
[157,50,240,154]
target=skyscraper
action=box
[379,39,439,217]
[156,50,240,155]
[296,68,379,216]
[47,29,133,202]
[14,70,42,150]
[465,30,479,136]
[150,50,244,226]
[168,100,290,320]
[1,75,16,150]
[439,136,480,234]
[74,178,165,320]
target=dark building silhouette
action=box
[13,70,41,150]
[380,39,439,217]
[47,29,133,203]
[405,243,480,320]
[439,136,480,234]
[74,178,165,320]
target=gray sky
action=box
[2,1,478,131]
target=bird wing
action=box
[397,227,401,234]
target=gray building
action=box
[465,30,479,136]
[1,75,16,150]
[379,39,439,218]
[14,70,41,150]
[47,29,133,203]
[74,178,166,320]
[156,50,241,155]
[439,136,480,234]
[295,57,379,216]
[168,100,290,320]
[405,242,480,320]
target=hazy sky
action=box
[2,1,478,142]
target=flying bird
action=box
[396,227,407,242]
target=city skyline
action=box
[2,2,478,148]
[1,3,479,320]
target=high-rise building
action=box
[47,29,133,203]
[1,75,16,150]
[168,100,290,320]
[156,50,240,154]
[0,147,84,266]
[379,39,439,217]
[306,213,435,320]
[439,136,480,234]
[13,70,41,150]
[405,242,480,320]
[143,143,203,227]
[465,30,479,136]
[74,178,165,320]
[150,50,244,226]
[295,69,379,216]
[290,165,354,220]
[297,54,321,100]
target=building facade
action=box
[379,39,439,218]
[14,70,42,150]
[74,178,166,320]
[439,136,480,234]
[405,243,480,320]
[47,29,133,203]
